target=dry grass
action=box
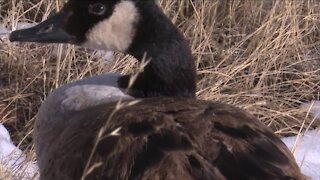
[0,0,320,178]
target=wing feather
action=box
[40,98,305,180]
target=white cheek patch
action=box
[83,1,139,52]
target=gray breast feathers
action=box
[34,73,132,169]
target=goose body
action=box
[10,0,305,179]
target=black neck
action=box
[118,3,196,98]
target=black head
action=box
[10,0,155,52]
[10,0,197,98]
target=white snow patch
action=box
[0,124,39,179]
[281,100,320,180]
[282,130,320,180]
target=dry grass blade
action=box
[0,0,320,178]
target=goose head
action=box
[11,0,138,52]
[10,0,197,98]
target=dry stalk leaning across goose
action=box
[10,0,306,179]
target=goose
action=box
[9,0,306,179]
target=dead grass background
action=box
[0,0,320,177]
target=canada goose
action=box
[10,0,305,179]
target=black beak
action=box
[10,11,76,43]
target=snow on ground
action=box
[282,130,320,180]
[0,124,38,179]
[282,101,320,180]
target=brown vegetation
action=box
[0,1,319,177]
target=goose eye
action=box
[88,3,106,16]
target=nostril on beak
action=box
[38,24,54,34]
